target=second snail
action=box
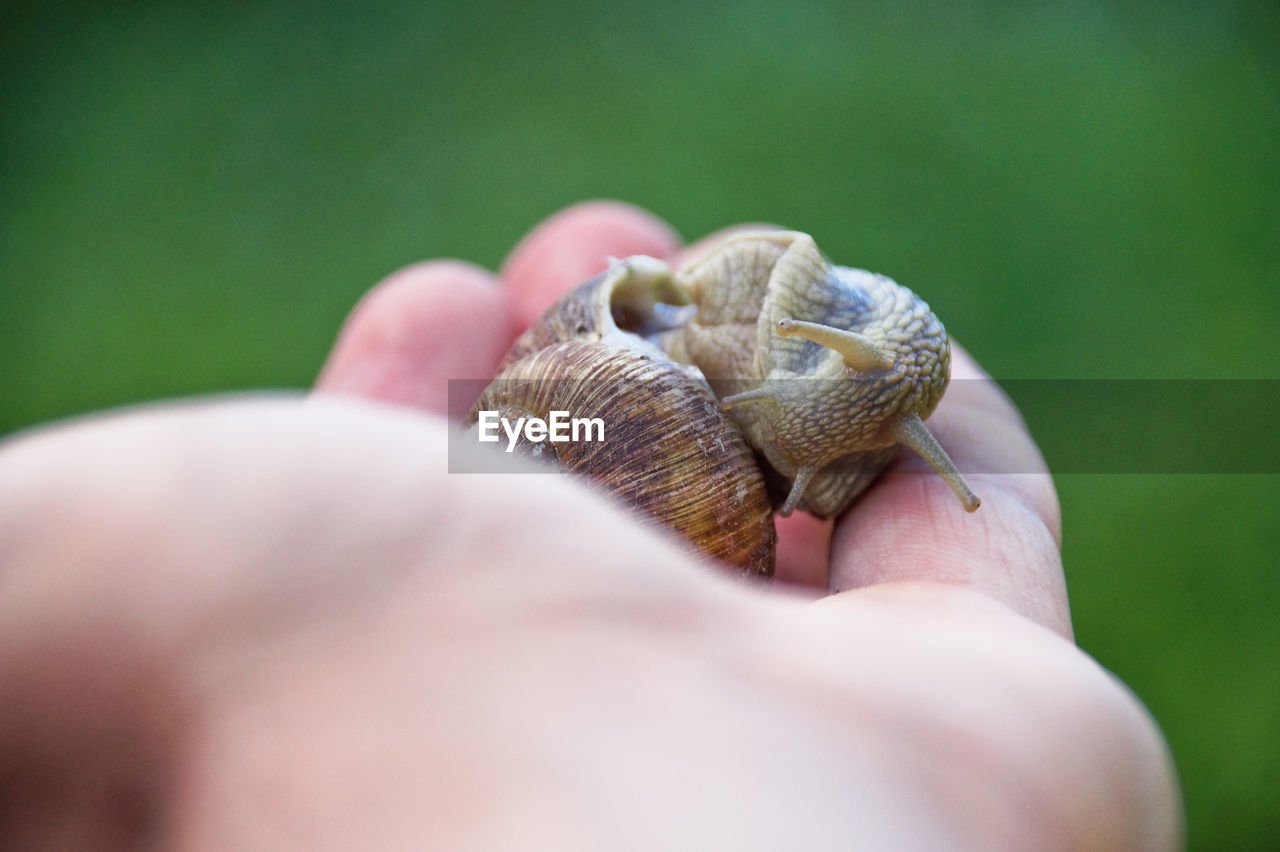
[467,229,980,579]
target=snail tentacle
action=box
[892,411,981,512]
[775,317,893,372]
[780,464,818,517]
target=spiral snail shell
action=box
[467,230,979,577]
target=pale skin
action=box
[0,202,1180,849]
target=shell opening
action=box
[606,258,694,339]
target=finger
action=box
[315,260,516,416]
[773,512,832,590]
[922,347,1061,536]
[500,200,681,328]
[828,345,1070,637]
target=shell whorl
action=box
[468,260,776,577]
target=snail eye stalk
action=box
[776,317,893,372]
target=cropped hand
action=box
[0,202,1180,849]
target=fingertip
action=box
[316,260,516,415]
[500,201,681,327]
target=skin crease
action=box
[0,201,1181,849]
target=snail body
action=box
[468,230,978,576]
[663,231,978,517]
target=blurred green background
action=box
[3,0,1277,846]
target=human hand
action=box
[0,202,1180,848]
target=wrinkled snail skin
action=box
[468,231,979,577]
[666,231,979,518]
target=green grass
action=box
[3,1,1277,847]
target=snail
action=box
[466,230,979,578]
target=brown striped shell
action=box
[467,258,777,577]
